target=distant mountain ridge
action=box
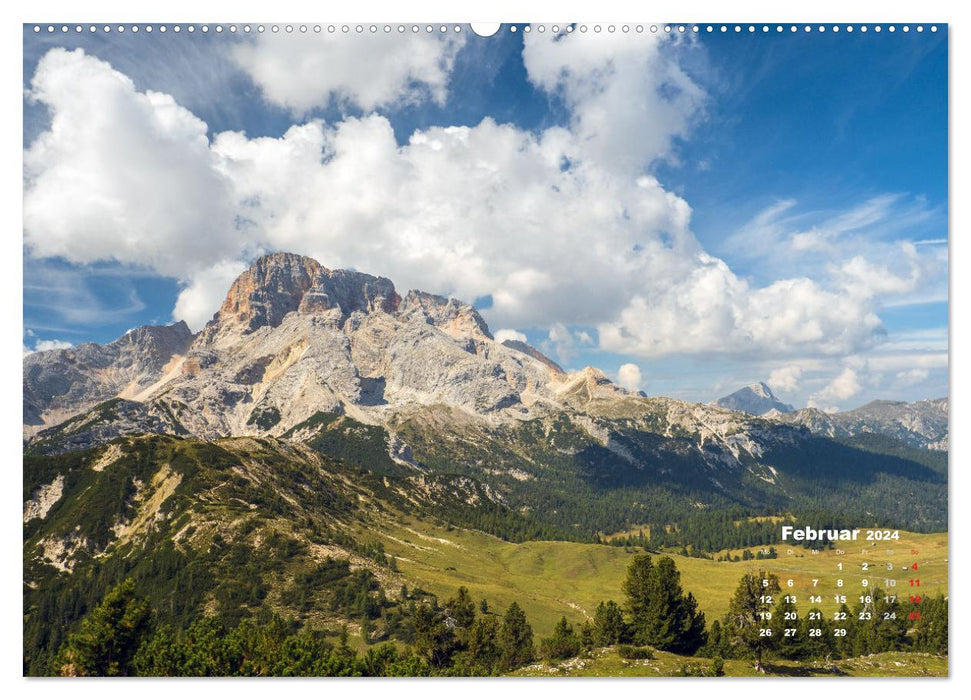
[775,398,948,451]
[23,321,193,433]
[711,382,793,416]
[710,380,947,452]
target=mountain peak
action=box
[210,253,399,333]
[712,382,793,416]
[217,253,324,330]
[747,382,775,399]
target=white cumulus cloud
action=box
[768,365,803,393]
[523,29,705,174]
[24,49,239,279]
[617,363,643,391]
[231,32,464,115]
[895,368,930,386]
[23,339,73,356]
[173,259,250,331]
[493,329,527,345]
[22,42,923,367]
[812,367,862,403]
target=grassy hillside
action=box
[366,513,948,637]
[24,433,948,676]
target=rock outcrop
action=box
[23,321,193,435]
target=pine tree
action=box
[701,619,728,658]
[592,600,625,646]
[446,586,476,630]
[723,571,780,672]
[912,594,948,655]
[870,587,907,653]
[799,607,832,662]
[678,591,708,655]
[411,603,455,668]
[579,621,595,650]
[832,602,855,658]
[622,554,654,641]
[468,615,501,671]
[642,556,683,649]
[498,602,534,670]
[770,593,803,660]
[56,579,151,676]
[539,616,582,660]
[623,554,706,653]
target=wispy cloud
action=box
[23,257,148,328]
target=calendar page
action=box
[22,21,948,679]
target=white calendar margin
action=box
[2,0,963,697]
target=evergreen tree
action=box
[623,554,706,653]
[869,587,907,653]
[622,554,654,641]
[770,593,804,660]
[133,623,183,676]
[56,579,151,676]
[467,615,501,672]
[678,592,708,655]
[832,602,855,659]
[445,586,476,630]
[700,619,729,659]
[912,594,948,656]
[411,603,456,668]
[539,616,582,660]
[579,621,595,650]
[799,607,832,662]
[723,571,780,672]
[642,556,684,649]
[592,600,625,646]
[498,602,534,670]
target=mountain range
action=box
[24,253,947,548]
[712,383,947,452]
[23,251,948,540]
[25,252,948,459]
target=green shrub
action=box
[617,644,655,660]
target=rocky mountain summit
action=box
[711,382,793,416]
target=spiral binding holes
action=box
[28,24,942,36]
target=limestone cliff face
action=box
[24,253,947,465]
[203,252,399,338]
[216,252,323,331]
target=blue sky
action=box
[22,24,948,409]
